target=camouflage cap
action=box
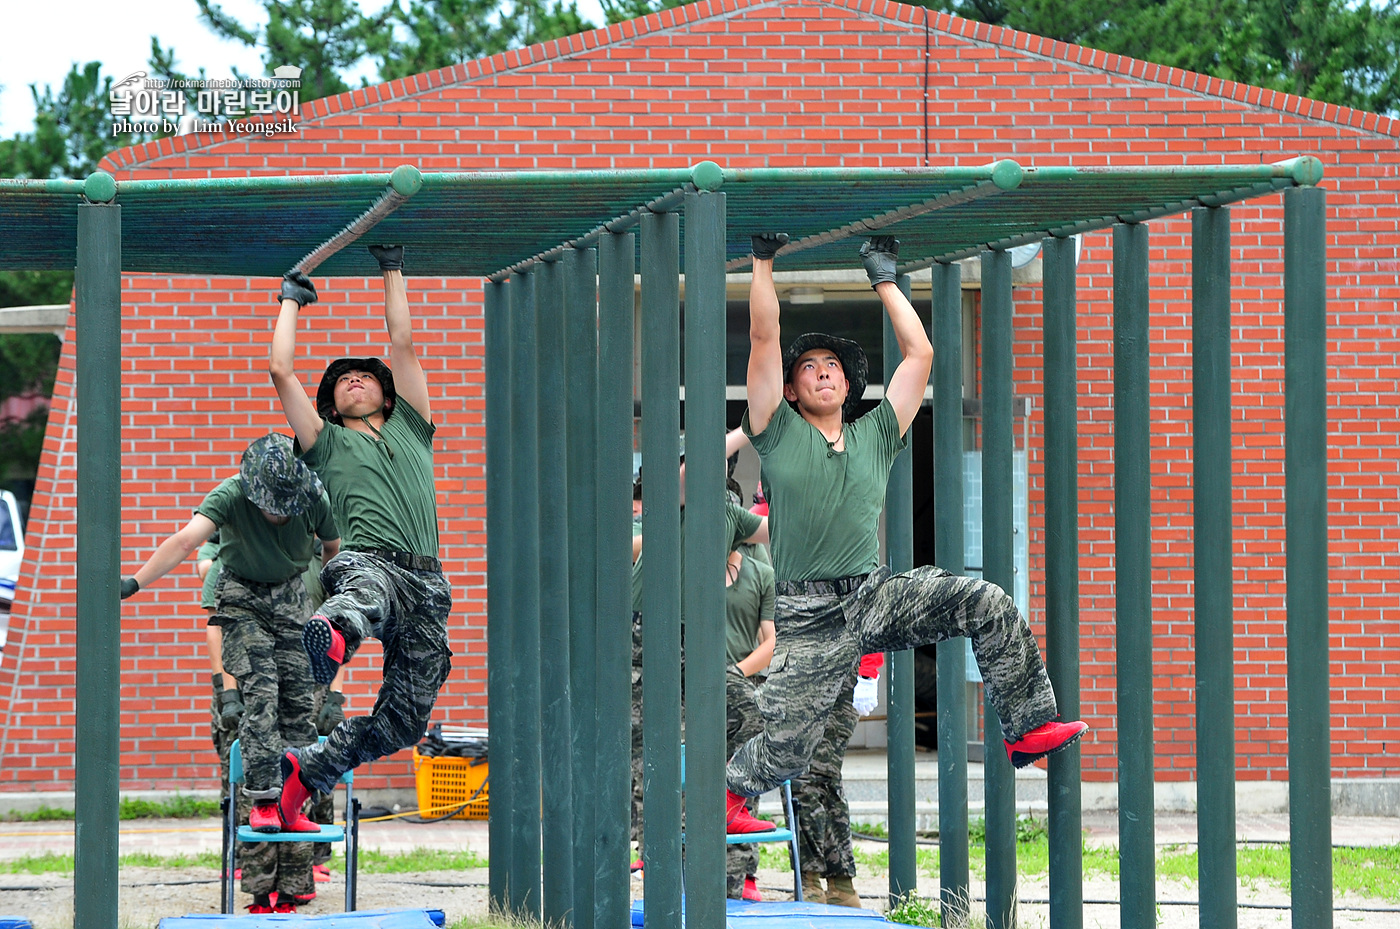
[782,332,869,422]
[240,433,323,517]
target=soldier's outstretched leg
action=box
[289,551,452,796]
[844,565,1085,765]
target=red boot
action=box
[725,790,776,834]
[742,876,763,902]
[277,748,322,833]
[248,800,281,833]
[303,616,346,685]
[1004,719,1088,768]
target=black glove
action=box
[219,687,245,728]
[120,577,140,600]
[278,270,318,307]
[316,690,346,735]
[368,244,405,271]
[751,233,789,261]
[859,236,900,288]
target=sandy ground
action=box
[3,850,1399,928]
[2,817,1398,928]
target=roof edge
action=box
[98,0,777,174]
[839,0,1400,139]
[98,0,1398,174]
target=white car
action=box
[0,490,23,616]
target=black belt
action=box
[224,570,299,591]
[775,572,870,597]
[351,548,442,572]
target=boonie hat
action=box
[782,332,869,421]
[240,433,323,517]
[317,357,397,424]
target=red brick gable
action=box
[2,0,1396,793]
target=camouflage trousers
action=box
[310,686,339,867]
[728,565,1057,797]
[629,612,755,893]
[725,668,765,898]
[297,551,453,794]
[792,667,859,878]
[209,672,235,800]
[216,572,319,896]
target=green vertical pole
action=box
[682,188,727,929]
[1042,235,1084,929]
[640,209,683,929]
[509,268,543,919]
[596,232,637,929]
[74,188,121,929]
[885,274,917,907]
[537,260,575,925]
[1113,222,1156,929]
[931,261,969,926]
[1285,186,1331,929]
[979,249,1017,929]
[485,279,515,915]
[566,247,600,929]
[1193,206,1237,929]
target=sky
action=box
[0,0,608,139]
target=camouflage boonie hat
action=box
[782,332,869,422]
[240,433,323,517]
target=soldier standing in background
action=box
[122,434,339,912]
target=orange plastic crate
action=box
[412,747,490,820]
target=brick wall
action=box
[2,0,1396,791]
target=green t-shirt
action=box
[197,540,221,611]
[195,477,338,584]
[744,398,906,581]
[724,547,775,665]
[300,400,440,557]
[631,502,763,617]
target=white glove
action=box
[852,676,879,716]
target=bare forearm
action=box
[737,636,775,676]
[749,259,780,343]
[383,270,413,351]
[270,298,302,382]
[134,530,205,589]
[877,281,932,362]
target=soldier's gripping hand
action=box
[368,245,405,271]
[751,233,789,262]
[279,270,318,307]
[859,236,900,288]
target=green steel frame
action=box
[0,157,1332,929]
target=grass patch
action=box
[0,853,76,874]
[0,850,221,874]
[446,911,565,929]
[120,795,222,820]
[886,890,943,927]
[3,795,221,822]
[1335,844,1400,902]
[4,805,74,822]
[355,847,488,873]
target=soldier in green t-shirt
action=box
[725,234,1088,828]
[269,245,453,833]
[121,434,340,911]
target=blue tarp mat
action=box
[0,918,35,929]
[158,909,445,929]
[631,899,890,928]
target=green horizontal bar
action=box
[0,178,88,195]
